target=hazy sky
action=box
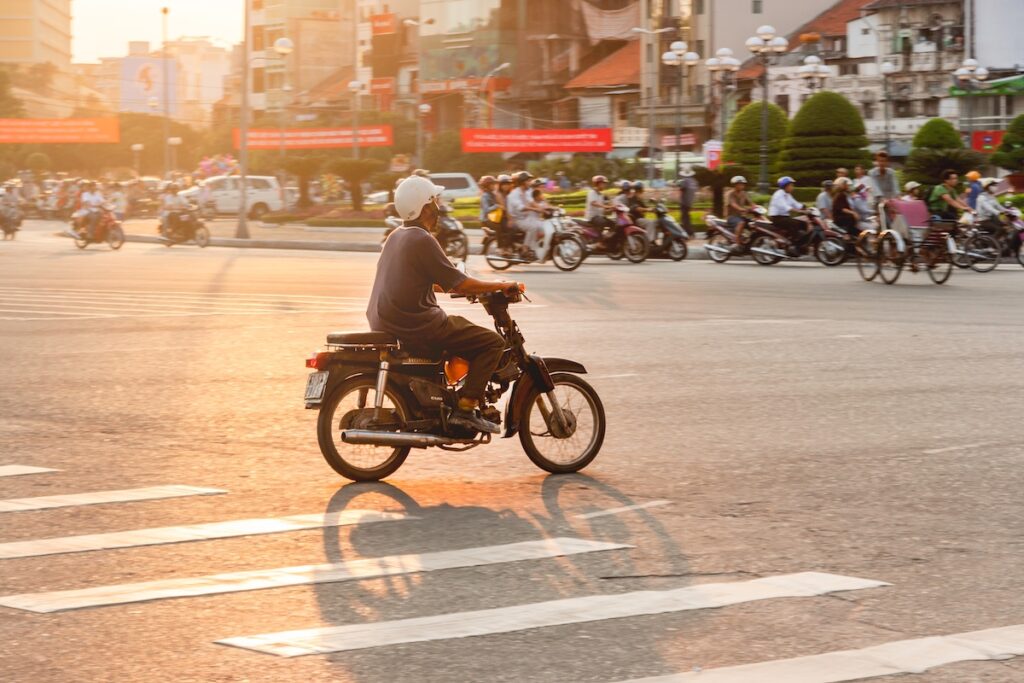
[72,0,243,63]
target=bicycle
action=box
[870,199,955,285]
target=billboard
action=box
[0,118,120,144]
[461,128,612,153]
[233,126,394,150]
[419,0,511,91]
[120,57,178,115]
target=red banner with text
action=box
[0,118,120,144]
[233,126,393,150]
[461,128,613,153]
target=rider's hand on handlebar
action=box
[503,281,525,296]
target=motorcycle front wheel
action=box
[965,233,1000,273]
[624,233,649,263]
[483,238,513,271]
[668,238,688,261]
[551,234,586,272]
[815,237,848,266]
[73,232,89,250]
[706,233,731,263]
[445,232,469,262]
[519,373,605,474]
[107,226,125,250]
[317,376,411,482]
[194,226,210,248]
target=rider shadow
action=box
[312,474,689,682]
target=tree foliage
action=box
[912,118,963,149]
[283,154,326,208]
[991,113,1024,171]
[421,130,506,178]
[528,155,635,184]
[723,101,789,176]
[0,70,24,118]
[778,91,870,186]
[902,147,985,185]
[329,158,385,211]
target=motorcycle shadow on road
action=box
[312,474,688,680]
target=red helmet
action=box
[591,175,608,185]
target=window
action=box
[249,178,273,190]
[862,27,870,35]
[695,0,704,14]
[695,40,705,58]
[839,63,858,76]
[752,0,763,13]
[895,100,912,118]
[775,94,790,113]
[433,176,470,191]
[862,102,875,119]
[923,99,939,116]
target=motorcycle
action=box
[703,207,772,263]
[70,205,124,250]
[743,208,850,266]
[382,202,468,263]
[304,287,606,482]
[646,201,689,261]
[571,204,649,263]
[159,205,210,247]
[481,207,588,272]
[1,204,23,240]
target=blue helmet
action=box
[777,176,795,189]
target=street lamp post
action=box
[131,144,144,177]
[953,58,989,137]
[480,62,510,128]
[706,48,741,141]
[880,61,896,155]
[798,54,830,94]
[167,137,182,173]
[632,26,674,185]
[161,6,170,181]
[745,25,789,194]
[348,80,364,159]
[416,103,432,168]
[661,42,700,179]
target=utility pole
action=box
[161,7,170,180]
[236,0,251,239]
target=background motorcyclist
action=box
[976,178,1006,235]
[724,175,757,249]
[79,181,105,240]
[928,169,972,221]
[768,176,809,251]
[628,181,652,240]
[507,171,545,261]
[584,175,613,233]
[160,184,189,236]
[367,175,523,435]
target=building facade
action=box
[0,0,71,67]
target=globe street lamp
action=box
[417,103,432,169]
[880,61,896,155]
[348,80,365,159]
[745,25,789,193]
[661,41,700,178]
[706,47,741,140]
[130,143,144,177]
[953,58,989,136]
[798,54,830,93]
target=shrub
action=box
[778,91,870,186]
[991,113,1024,172]
[912,118,963,149]
[723,101,789,177]
[902,148,984,185]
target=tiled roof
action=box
[864,0,953,9]
[564,41,641,90]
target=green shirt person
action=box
[927,170,972,220]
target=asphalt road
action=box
[2,221,1024,682]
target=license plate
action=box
[304,371,329,402]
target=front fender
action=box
[503,357,587,437]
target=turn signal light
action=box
[445,356,470,385]
[306,352,332,370]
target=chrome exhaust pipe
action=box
[751,247,792,258]
[704,244,732,254]
[485,255,529,263]
[341,430,460,448]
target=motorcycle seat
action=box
[326,331,398,347]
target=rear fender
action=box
[503,357,587,437]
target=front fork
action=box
[536,392,571,438]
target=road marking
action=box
[735,338,784,345]
[217,572,888,657]
[575,500,672,519]
[590,374,638,380]
[0,485,226,513]
[0,465,58,478]
[834,334,865,339]
[0,538,628,613]
[0,510,411,560]
[923,442,995,455]
[618,624,1024,682]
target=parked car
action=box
[179,175,284,219]
[430,173,480,201]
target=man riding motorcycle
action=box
[584,175,613,232]
[368,175,524,435]
[724,175,758,249]
[160,184,189,236]
[769,176,810,253]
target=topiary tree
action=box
[778,91,870,186]
[25,152,51,177]
[329,158,385,211]
[283,154,325,209]
[912,117,963,149]
[723,101,788,177]
[992,113,1024,172]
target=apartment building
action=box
[0,0,71,68]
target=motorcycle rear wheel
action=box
[446,234,469,263]
[706,233,731,263]
[624,234,648,263]
[317,376,411,482]
[815,237,848,266]
[194,226,210,248]
[965,233,1000,273]
[551,234,586,272]
[483,238,513,271]
[520,373,605,474]
[751,235,782,266]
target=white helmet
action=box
[730,175,747,185]
[394,175,445,221]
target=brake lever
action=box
[520,291,532,303]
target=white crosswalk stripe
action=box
[0,510,411,559]
[0,465,58,477]
[0,286,367,321]
[0,538,628,613]
[618,624,1024,683]
[216,572,888,657]
[0,485,226,513]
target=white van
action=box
[430,173,480,201]
[180,175,284,219]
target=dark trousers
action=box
[416,315,505,401]
[680,205,692,233]
[771,216,807,244]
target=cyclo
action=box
[859,198,957,285]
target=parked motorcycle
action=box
[305,287,606,481]
[646,201,689,261]
[70,206,124,250]
[159,206,210,247]
[571,204,649,263]
[481,207,587,272]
